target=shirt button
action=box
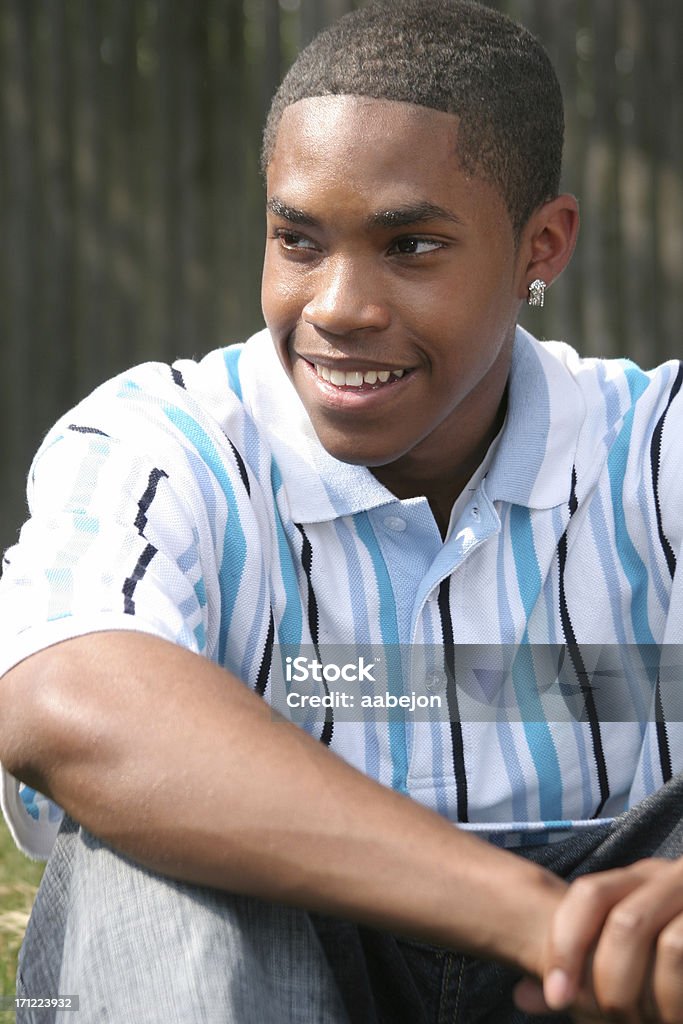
[383,515,407,532]
[425,672,447,692]
[471,506,481,521]
[427,590,438,603]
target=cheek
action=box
[261,252,306,330]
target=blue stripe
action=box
[635,383,674,614]
[418,592,450,817]
[161,404,247,667]
[223,345,243,401]
[177,532,200,574]
[354,512,407,793]
[194,577,207,608]
[639,730,657,797]
[587,491,650,723]
[606,369,656,646]
[333,518,381,780]
[19,785,40,821]
[509,505,563,821]
[239,559,268,684]
[495,511,529,820]
[117,378,142,397]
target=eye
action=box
[389,237,444,256]
[273,229,319,252]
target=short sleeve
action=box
[0,363,246,857]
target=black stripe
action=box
[294,522,333,746]
[134,468,169,536]
[650,362,683,579]
[123,542,158,615]
[68,424,110,437]
[228,439,251,497]
[437,576,468,823]
[654,680,673,782]
[557,467,610,816]
[171,366,186,389]
[123,469,168,615]
[255,609,275,698]
[295,523,319,645]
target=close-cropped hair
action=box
[262,0,564,239]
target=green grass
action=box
[0,819,44,1001]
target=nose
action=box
[302,256,391,335]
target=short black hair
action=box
[262,0,564,238]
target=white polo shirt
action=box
[2,326,682,859]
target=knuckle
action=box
[571,874,603,901]
[658,925,683,964]
[606,904,650,937]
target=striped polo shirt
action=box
[2,326,682,860]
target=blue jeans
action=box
[17,774,683,1023]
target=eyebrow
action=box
[266,196,464,229]
[370,202,464,229]
[266,197,318,226]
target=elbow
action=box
[0,655,40,780]
[0,646,85,795]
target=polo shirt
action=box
[2,326,682,860]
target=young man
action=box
[1,1,682,1021]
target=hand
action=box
[513,857,683,1023]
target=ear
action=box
[516,194,579,301]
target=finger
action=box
[544,862,662,1010]
[514,974,602,1020]
[544,874,635,1009]
[590,864,683,1020]
[652,913,683,1024]
[513,976,550,1015]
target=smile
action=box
[313,363,408,388]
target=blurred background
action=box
[1,0,682,551]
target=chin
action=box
[318,439,401,468]
[310,419,413,468]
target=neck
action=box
[371,388,507,539]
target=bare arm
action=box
[0,628,563,977]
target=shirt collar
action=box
[484,326,584,509]
[238,326,584,524]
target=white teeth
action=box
[314,364,407,387]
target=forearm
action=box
[0,630,563,973]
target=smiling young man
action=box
[263,95,528,531]
[1,2,683,1022]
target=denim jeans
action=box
[16,773,683,1023]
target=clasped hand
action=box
[515,857,683,1023]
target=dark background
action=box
[2,0,682,552]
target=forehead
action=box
[267,95,507,225]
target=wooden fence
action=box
[1,0,682,548]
